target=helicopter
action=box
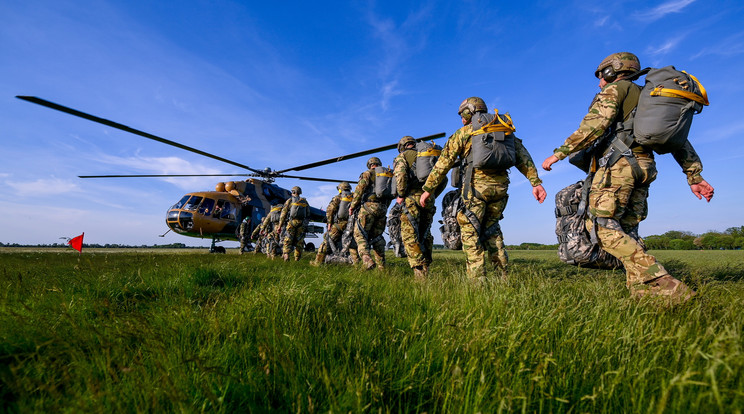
[17,96,445,252]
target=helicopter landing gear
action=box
[209,237,227,254]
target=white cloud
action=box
[645,38,683,58]
[5,177,81,197]
[633,0,696,22]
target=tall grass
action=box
[1,249,743,412]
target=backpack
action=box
[414,141,442,182]
[470,110,517,170]
[289,196,308,220]
[336,191,353,221]
[268,205,282,223]
[554,179,622,269]
[632,66,709,154]
[439,189,463,250]
[373,166,396,200]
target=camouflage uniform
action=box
[313,194,349,265]
[553,79,705,291]
[350,169,391,269]
[422,127,542,280]
[278,195,310,261]
[251,216,268,254]
[266,206,283,258]
[394,149,435,275]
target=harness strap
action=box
[649,71,709,106]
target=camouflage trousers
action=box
[317,221,347,255]
[588,154,668,288]
[457,180,509,279]
[353,201,388,266]
[282,219,306,260]
[399,194,435,269]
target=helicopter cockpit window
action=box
[173,195,191,210]
[183,196,203,211]
[198,198,215,216]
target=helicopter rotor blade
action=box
[277,174,358,184]
[274,132,446,173]
[79,174,258,178]
[16,96,265,175]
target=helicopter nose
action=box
[166,209,193,232]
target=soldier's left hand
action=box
[691,180,714,202]
[542,155,559,171]
[532,185,547,204]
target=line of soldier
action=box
[248,52,716,303]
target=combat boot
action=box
[413,266,426,283]
[631,275,696,304]
[361,254,376,270]
[372,251,386,271]
[311,253,326,267]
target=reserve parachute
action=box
[554,179,622,269]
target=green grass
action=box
[1,249,743,413]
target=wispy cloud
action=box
[633,0,697,22]
[5,177,81,197]
[645,37,684,59]
[692,31,744,59]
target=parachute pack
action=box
[554,179,622,269]
[373,166,396,200]
[413,141,442,182]
[336,190,353,221]
[469,110,517,170]
[633,66,709,154]
[288,196,309,220]
[386,203,407,258]
[268,205,282,222]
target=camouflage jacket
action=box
[279,196,309,228]
[252,216,267,239]
[326,194,342,223]
[553,80,704,185]
[393,150,423,197]
[422,124,542,194]
[350,169,377,211]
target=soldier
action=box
[251,215,268,254]
[348,157,393,270]
[238,216,251,254]
[420,97,546,283]
[277,186,310,261]
[312,182,353,266]
[542,52,714,301]
[266,204,283,259]
[393,136,436,280]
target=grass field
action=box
[1,248,742,413]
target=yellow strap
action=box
[649,71,709,106]
[377,171,394,177]
[470,109,516,136]
[340,196,353,202]
[417,148,441,157]
[271,206,282,212]
[292,202,309,207]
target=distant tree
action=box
[644,235,669,250]
[669,238,695,250]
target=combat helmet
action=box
[458,97,488,121]
[337,181,351,192]
[367,156,382,169]
[291,186,302,195]
[595,52,641,82]
[397,135,416,153]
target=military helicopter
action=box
[17,96,445,252]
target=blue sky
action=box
[1,0,743,247]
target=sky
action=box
[1,0,743,248]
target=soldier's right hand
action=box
[542,155,559,171]
[419,191,431,207]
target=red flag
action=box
[68,232,84,253]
